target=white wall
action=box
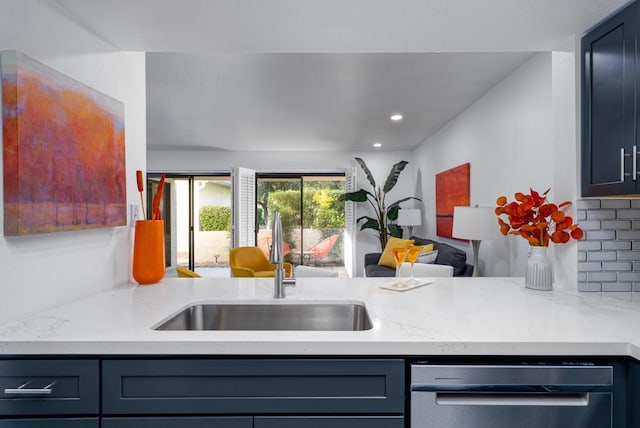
[413,52,579,286]
[148,149,410,175]
[148,149,415,276]
[551,50,579,289]
[0,0,146,324]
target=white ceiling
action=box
[145,52,534,151]
[48,0,629,152]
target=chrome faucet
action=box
[269,212,296,298]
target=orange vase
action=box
[132,220,165,285]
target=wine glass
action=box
[391,246,410,288]
[405,245,423,285]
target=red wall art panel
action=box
[2,51,126,236]
[435,163,470,240]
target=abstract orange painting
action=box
[2,51,126,235]
[435,163,470,240]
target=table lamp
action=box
[452,206,501,277]
[397,209,421,237]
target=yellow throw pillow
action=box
[419,244,434,254]
[378,237,415,268]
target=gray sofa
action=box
[364,236,474,277]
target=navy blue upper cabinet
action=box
[582,2,637,197]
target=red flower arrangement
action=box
[495,188,583,247]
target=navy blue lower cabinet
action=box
[254,416,404,428]
[102,359,404,415]
[0,360,99,416]
[0,419,98,428]
[101,416,253,428]
[629,359,640,427]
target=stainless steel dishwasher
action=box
[410,363,613,428]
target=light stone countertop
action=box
[1,276,639,358]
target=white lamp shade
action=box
[452,206,501,240]
[397,209,421,226]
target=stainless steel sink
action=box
[153,301,373,331]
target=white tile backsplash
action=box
[578,199,640,292]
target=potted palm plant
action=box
[344,157,421,250]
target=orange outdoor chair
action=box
[229,246,292,278]
[305,234,339,261]
[256,236,291,259]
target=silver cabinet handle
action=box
[634,145,638,181]
[4,381,56,395]
[621,148,626,182]
[435,392,589,407]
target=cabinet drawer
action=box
[255,416,404,428]
[0,418,98,428]
[102,417,252,428]
[0,360,99,415]
[103,359,404,415]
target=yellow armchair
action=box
[229,246,292,278]
[176,266,201,278]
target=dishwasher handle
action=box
[435,392,589,407]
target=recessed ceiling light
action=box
[373,142,382,148]
[390,114,403,121]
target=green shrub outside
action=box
[200,206,231,231]
[266,189,344,230]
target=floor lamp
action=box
[397,209,421,238]
[452,206,501,277]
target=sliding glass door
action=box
[256,176,302,264]
[149,174,231,277]
[192,176,232,274]
[256,174,345,269]
[149,171,346,276]
[301,176,345,267]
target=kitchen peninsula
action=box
[0,276,639,356]
[1,277,639,428]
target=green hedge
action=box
[200,206,231,231]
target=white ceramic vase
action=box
[526,246,553,291]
